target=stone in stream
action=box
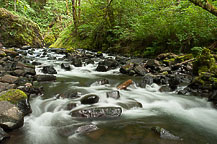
[70,107,122,119]
[80,94,99,104]
[61,63,71,71]
[36,75,56,82]
[96,79,109,85]
[75,124,99,134]
[0,127,9,143]
[106,91,120,99]
[151,126,181,140]
[41,66,57,74]
[96,65,109,72]
[71,58,82,67]
[65,102,77,111]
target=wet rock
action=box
[0,101,24,131]
[0,75,19,84]
[120,63,134,74]
[80,94,99,104]
[21,45,31,50]
[118,100,142,109]
[96,79,109,85]
[65,102,77,110]
[0,127,9,142]
[106,91,120,99]
[98,59,119,70]
[70,107,122,119]
[159,85,172,92]
[96,65,109,72]
[84,59,94,65]
[117,79,133,90]
[71,58,82,67]
[151,126,181,140]
[146,59,161,69]
[134,65,147,76]
[42,66,57,74]
[75,124,98,134]
[61,63,71,71]
[36,75,56,82]
[140,74,155,88]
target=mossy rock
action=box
[0,89,27,104]
[0,8,43,48]
[44,32,56,47]
[193,48,217,76]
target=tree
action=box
[189,0,217,16]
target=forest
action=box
[0,1,217,144]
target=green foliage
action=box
[191,47,204,57]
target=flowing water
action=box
[5,49,217,144]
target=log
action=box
[117,79,133,90]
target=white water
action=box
[10,48,217,144]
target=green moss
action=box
[44,32,56,47]
[0,8,43,47]
[0,89,27,104]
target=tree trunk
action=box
[78,0,81,20]
[66,0,70,15]
[71,0,77,32]
[189,0,217,16]
[14,0,17,12]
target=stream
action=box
[5,48,217,144]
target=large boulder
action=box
[0,89,31,116]
[0,101,24,131]
[70,107,122,119]
[0,8,43,47]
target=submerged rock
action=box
[151,126,181,140]
[36,75,56,82]
[0,8,43,47]
[0,127,9,142]
[75,124,99,134]
[70,107,122,119]
[106,91,120,99]
[80,94,99,104]
[96,65,109,72]
[42,66,57,74]
[61,63,71,71]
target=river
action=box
[5,48,217,144]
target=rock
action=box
[134,65,147,76]
[0,82,15,92]
[0,101,24,131]
[0,8,43,47]
[140,74,155,88]
[120,63,134,74]
[96,79,109,85]
[156,53,177,61]
[96,65,109,72]
[84,59,94,65]
[146,59,161,68]
[0,89,31,116]
[14,69,25,76]
[0,42,3,48]
[0,50,6,57]
[106,91,120,99]
[75,124,98,134]
[80,94,99,104]
[70,107,122,119]
[117,79,133,90]
[0,127,9,142]
[21,45,31,50]
[159,85,172,92]
[61,63,71,71]
[0,75,19,84]
[36,75,56,82]
[42,66,57,74]
[151,126,181,140]
[98,59,118,69]
[32,61,41,66]
[118,100,142,109]
[71,58,82,67]
[65,102,77,111]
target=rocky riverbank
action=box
[1,46,217,143]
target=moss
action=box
[175,54,193,63]
[0,89,27,104]
[0,8,43,47]
[193,48,217,76]
[44,32,56,47]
